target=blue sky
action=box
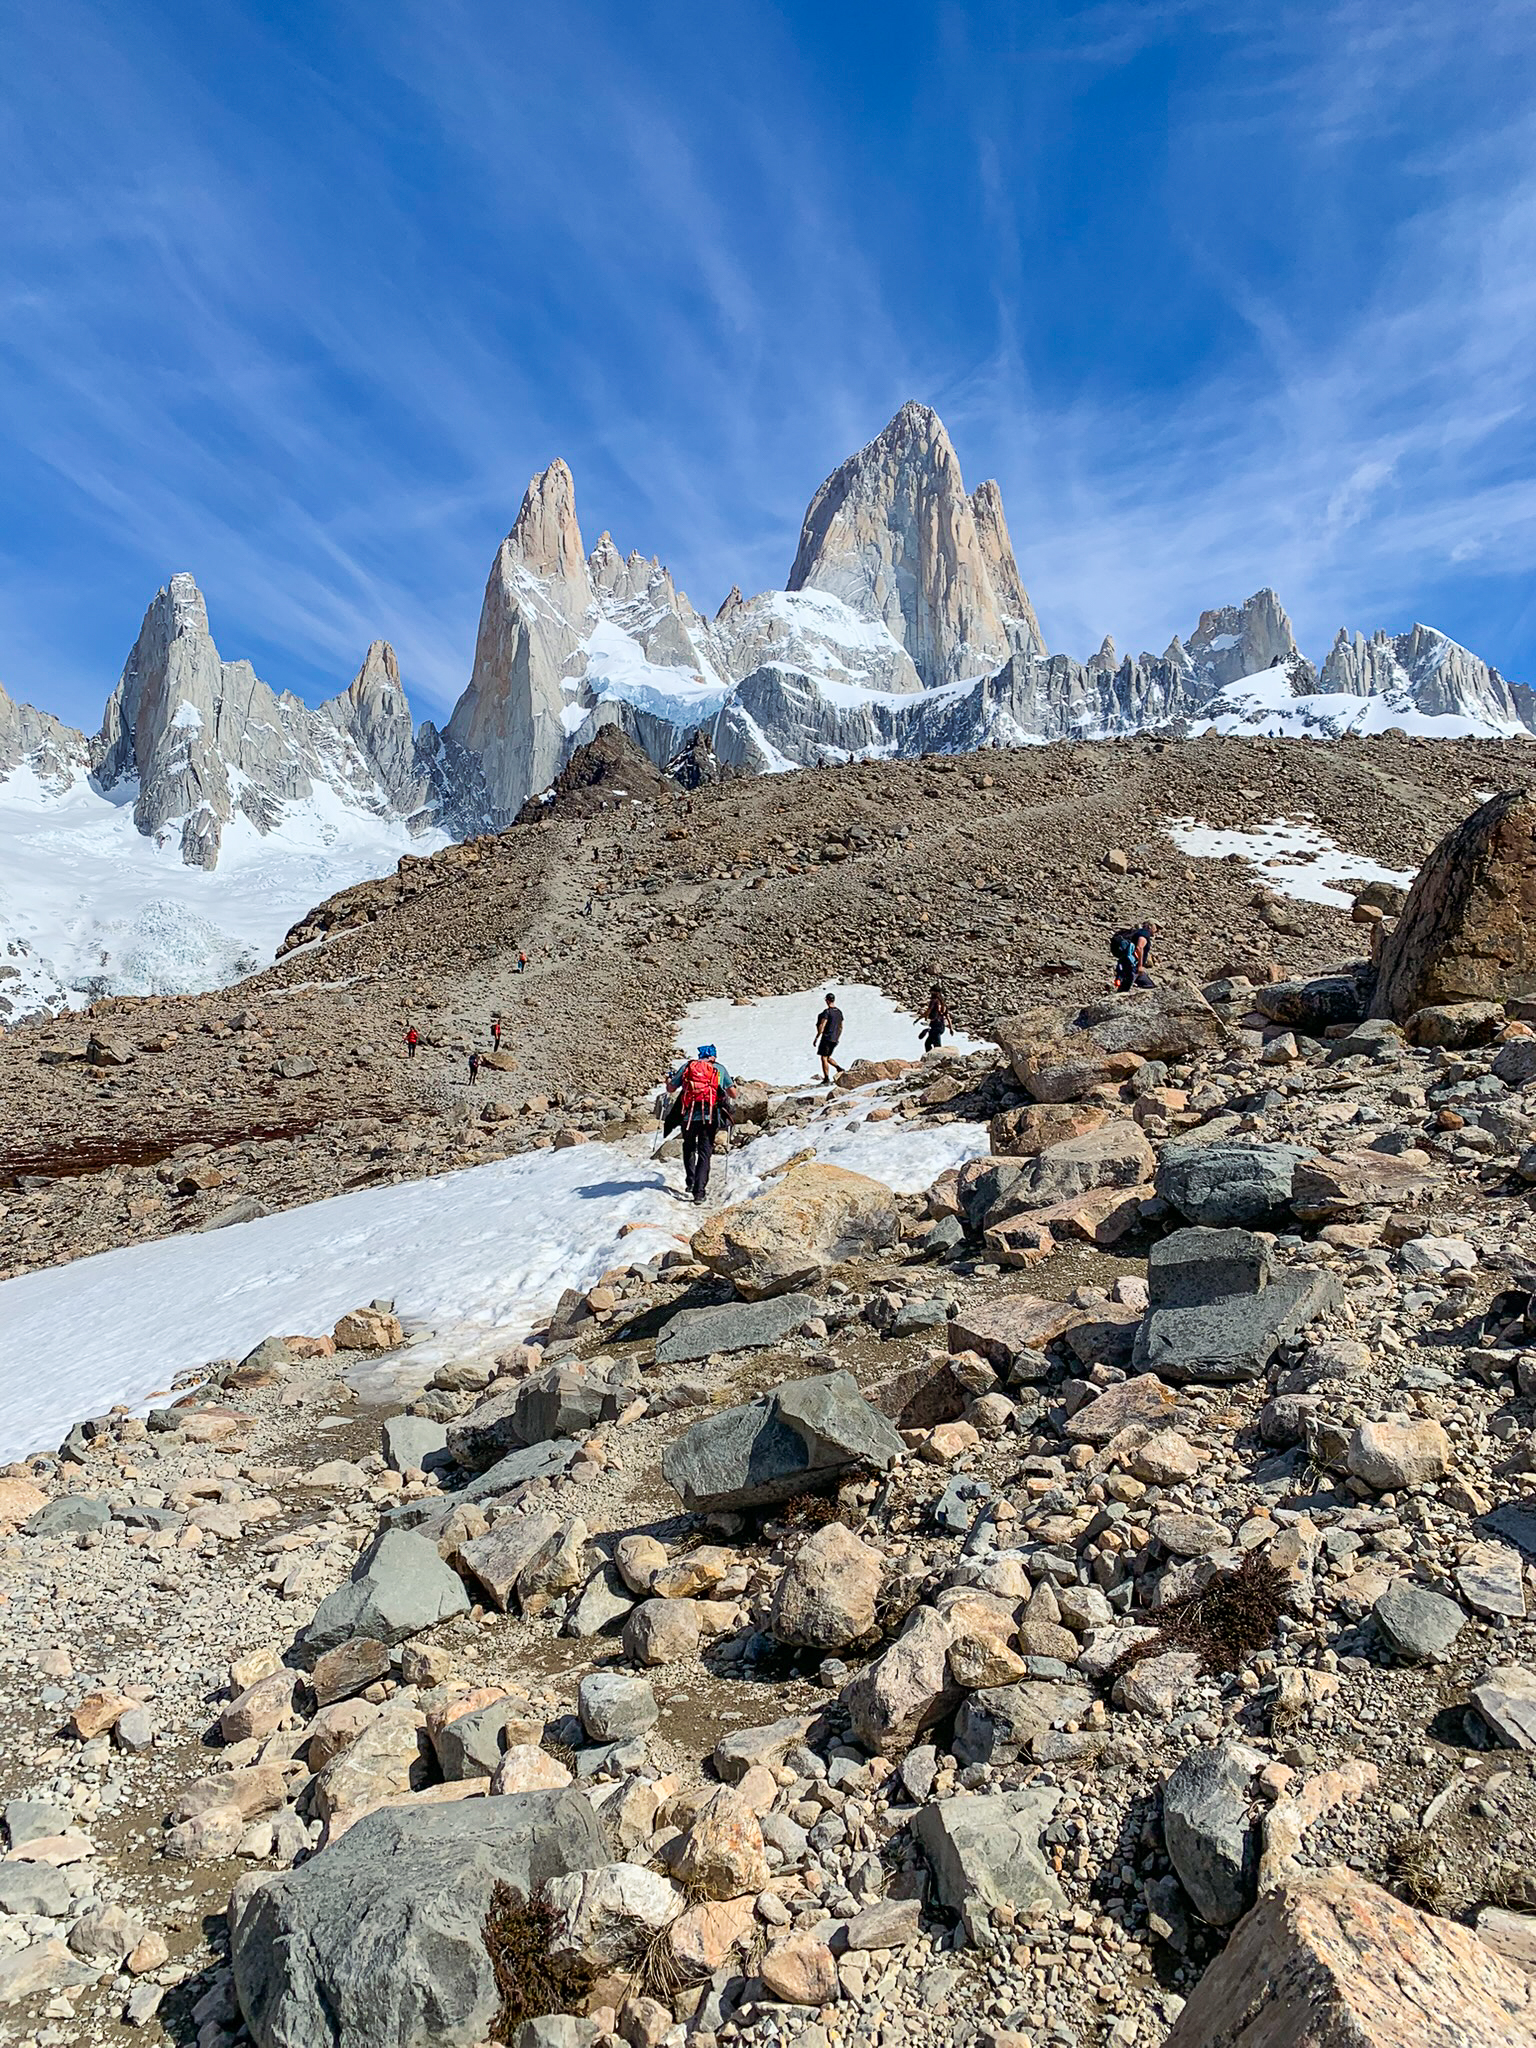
[5,0,1536,728]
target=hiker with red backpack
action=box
[663,1044,736,1205]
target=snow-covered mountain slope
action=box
[0,760,444,1020]
[1190,664,1530,741]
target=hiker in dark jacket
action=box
[1111,921,1158,992]
[922,984,952,1051]
[468,1051,482,1085]
[664,1045,736,1204]
[815,993,846,1082]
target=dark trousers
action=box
[682,1122,716,1199]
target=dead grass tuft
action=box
[484,1884,595,2043]
[1136,1549,1288,1676]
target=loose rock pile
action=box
[11,793,1536,2047]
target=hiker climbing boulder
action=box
[1373,789,1536,1020]
[691,1162,901,1299]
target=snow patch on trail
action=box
[677,984,987,1087]
[0,1099,988,1463]
[1165,816,1417,909]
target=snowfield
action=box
[1190,666,1528,741]
[0,1092,989,1464]
[0,763,444,1018]
[1165,816,1417,908]
[676,984,987,1087]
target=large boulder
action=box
[1373,789,1536,1021]
[988,1102,1107,1157]
[914,1787,1065,1940]
[990,1120,1154,1217]
[655,1293,819,1367]
[1254,974,1368,1034]
[1147,1227,1270,1310]
[691,1164,901,1299]
[1157,1140,1313,1227]
[1163,1867,1536,2047]
[231,1792,606,2048]
[299,1530,469,1665]
[661,1371,904,1513]
[992,984,1225,1103]
[770,1521,884,1649]
[841,1605,957,1756]
[1162,1741,1260,1928]
[446,1369,613,1471]
[951,1681,1094,1767]
[1133,1269,1341,1383]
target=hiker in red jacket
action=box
[491,1017,502,1049]
[405,1026,420,1058]
[663,1046,736,1204]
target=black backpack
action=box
[1109,926,1139,962]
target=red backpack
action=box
[680,1058,720,1116]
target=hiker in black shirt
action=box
[815,992,846,1083]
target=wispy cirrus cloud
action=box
[2,0,1535,735]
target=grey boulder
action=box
[1253,975,1367,1034]
[299,1529,469,1665]
[1373,1582,1466,1663]
[915,1787,1064,1939]
[512,1367,610,1449]
[1132,1270,1341,1384]
[1162,1742,1260,1928]
[951,1681,1094,1767]
[232,1792,606,2048]
[1473,1666,1536,1750]
[1146,1227,1269,1310]
[382,1414,449,1475]
[1156,1141,1313,1227]
[655,1292,819,1367]
[24,1496,111,1538]
[562,1565,634,1638]
[661,1371,905,1513]
[0,1862,73,1916]
[577,1672,658,1743]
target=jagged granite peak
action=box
[445,467,597,828]
[1320,623,1525,729]
[0,678,88,794]
[91,576,438,869]
[786,400,1039,688]
[1184,588,1309,691]
[509,457,589,605]
[970,476,1045,654]
[1087,636,1118,676]
[323,641,425,818]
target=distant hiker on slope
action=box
[405,1025,420,1059]
[468,1051,482,1085]
[1111,921,1158,992]
[516,951,528,974]
[491,1017,503,1048]
[815,993,846,1082]
[663,1044,736,1205]
[922,984,952,1051]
